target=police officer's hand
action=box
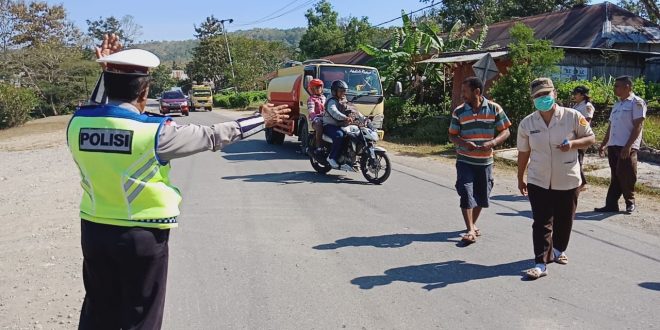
[598,144,607,157]
[518,179,528,196]
[95,34,122,69]
[260,103,291,128]
[620,146,632,159]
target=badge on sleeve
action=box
[579,117,588,127]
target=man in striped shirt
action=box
[448,77,512,244]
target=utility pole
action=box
[219,18,237,92]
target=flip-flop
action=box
[525,267,548,280]
[461,233,477,244]
[474,228,481,237]
[554,254,568,265]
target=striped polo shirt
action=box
[448,97,511,165]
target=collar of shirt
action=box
[463,97,489,112]
[532,105,565,125]
[107,99,140,114]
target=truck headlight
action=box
[370,114,384,129]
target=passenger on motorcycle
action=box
[306,78,326,154]
[323,80,354,169]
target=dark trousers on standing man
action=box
[79,220,170,330]
[605,146,637,208]
[578,149,587,186]
[527,184,579,264]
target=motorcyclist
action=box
[323,80,354,169]
[306,78,326,154]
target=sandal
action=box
[474,228,481,237]
[461,232,477,244]
[554,254,568,265]
[525,267,548,280]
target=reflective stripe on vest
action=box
[67,105,182,229]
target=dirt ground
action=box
[0,115,659,329]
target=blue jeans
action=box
[323,124,345,161]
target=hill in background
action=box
[136,27,305,66]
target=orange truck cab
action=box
[265,59,385,145]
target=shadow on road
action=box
[639,282,660,291]
[575,211,620,221]
[496,210,533,219]
[313,231,464,250]
[351,259,530,291]
[222,171,370,185]
[491,194,529,202]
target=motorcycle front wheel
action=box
[360,150,391,184]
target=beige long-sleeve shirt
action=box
[517,106,594,190]
[109,101,252,162]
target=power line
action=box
[233,0,316,28]
[373,2,443,27]
[234,0,305,27]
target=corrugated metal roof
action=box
[418,51,508,64]
[476,2,660,49]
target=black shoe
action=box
[625,204,636,213]
[594,206,619,212]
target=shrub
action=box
[213,91,267,108]
[0,83,39,129]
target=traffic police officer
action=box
[595,76,647,213]
[67,39,290,329]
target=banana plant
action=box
[360,11,492,101]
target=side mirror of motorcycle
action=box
[394,81,403,96]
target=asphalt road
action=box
[157,107,659,329]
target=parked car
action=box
[159,90,189,116]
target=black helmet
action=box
[330,80,348,96]
[572,85,590,96]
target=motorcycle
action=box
[307,116,391,184]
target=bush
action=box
[643,115,660,150]
[213,90,267,108]
[384,96,445,132]
[0,83,39,129]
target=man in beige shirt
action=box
[517,78,595,280]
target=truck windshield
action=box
[320,67,383,97]
[193,91,211,97]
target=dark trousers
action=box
[323,124,345,161]
[578,149,587,186]
[79,220,170,330]
[528,184,579,264]
[606,146,637,208]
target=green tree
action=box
[229,37,294,91]
[149,65,177,98]
[194,15,223,39]
[86,15,142,46]
[489,23,564,143]
[342,16,373,52]
[188,35,229,90]
[420,0,588,29]
[618,0,660,24]
[298,0,345,59]
[9,0,80,47]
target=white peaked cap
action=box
[96,49,160,72]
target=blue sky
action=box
[49,0,608,42]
